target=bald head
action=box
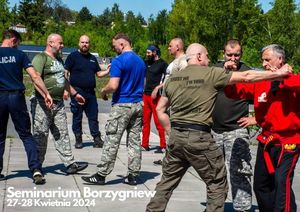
[46,33,64,56]
[79,35,90,54]
[47,33,61,43]
[186,43,209,66]
[168,37,185,58]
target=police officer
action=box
[0,29,52,184]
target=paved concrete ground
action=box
[1,100,300,212]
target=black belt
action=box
[171,122,211,133]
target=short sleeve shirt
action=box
[32,52,65,100]
[163,65,232,126]
[64,51,101,89]
[0,47,32,91]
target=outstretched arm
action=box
[96,64,110,78]
[229,64,292,84]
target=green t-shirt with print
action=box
[32,52,65,101]
[163,64,232,126]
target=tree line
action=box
[1,0,300,70]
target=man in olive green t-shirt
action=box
[31,33,88,180]
[146,43,292,212]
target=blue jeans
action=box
[70,90,100,137]
[0,91,41,173]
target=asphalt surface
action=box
[2,99,300,212]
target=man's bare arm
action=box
[151,84,164,99]
[26,67,53,108]
[101,77,120,100]
[229,64,292,84]
[156,96,171,135]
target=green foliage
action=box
[3,0,300,73]
[148,10,168,45]
[18,0,47,35]
[76,6,92,23]
[0,0,11,32]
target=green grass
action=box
[24,71,111,99]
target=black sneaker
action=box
[81,173,105,185]
[154,148,166,154]
[93,135,104,148]
[65,162,88,174]
[153,159,163,166]
[33,169,46,185]
[123,174,137,186]
[0,174,5,181]
[75,135,83,149]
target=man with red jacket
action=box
[225,44,300,212]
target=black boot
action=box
[75,134,83,149]
[93,135,104,148]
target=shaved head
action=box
[79,34,90,53]
[171,38,184,51]
[186,43,209,66]
[46,33,64,56]
[168,37,185,58]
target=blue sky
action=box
[8,0,300,20]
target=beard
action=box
[80,46,89,53]
[146,55,155,64]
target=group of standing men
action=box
[145,40,300,212]
[0,30,109,184]
[0,28,299,212]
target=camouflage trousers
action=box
[31,98,75,167]
[147,128,228,212]
[97,102,143,177]
[212,128,252,211]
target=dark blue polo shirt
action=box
[0,47,32,91]
[64,51,101,89]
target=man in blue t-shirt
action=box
[64,35,109,149]
[82,33,146,186]
[0,29,53,184]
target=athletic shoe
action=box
[33,169,46,185]
[154,148,166,154]
[123,174,137,186]
[81,173,105,185]
[65,162,88,174]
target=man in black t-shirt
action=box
[64,35,109,149]
[141,45,168,153]
[212,39,256,212]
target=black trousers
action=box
[253,142,299,212]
